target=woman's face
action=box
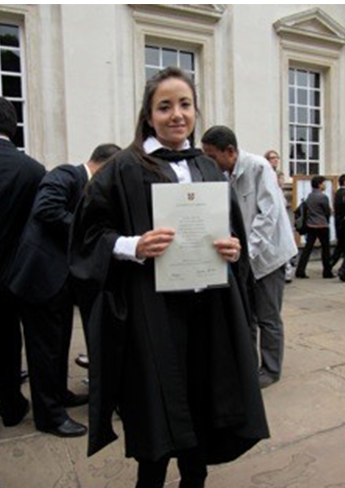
[148,77,196,150]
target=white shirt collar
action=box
[0,134,10,141]
[83,163,92,181]
[143,136,190,155]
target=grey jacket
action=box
[232,150,297,280]
[306,189,330,228]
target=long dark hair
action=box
[131,67,198,176]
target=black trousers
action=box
[296,227,332,275]
[0,288,27,422]
[20,282,74,429]
[331,228,345,267]
[136,448,207,488]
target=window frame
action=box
[0,20,28,151]
[274,8,345,181]
[131,4,223,141]
[288,66,324,176]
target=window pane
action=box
[309,127,319,142]
[289,69,295,86]
[309,90,320,107]
[2,75,21,97]
[1,49,21,72]
[310,72,320,88]
[289,87,295,104]
[297,162,307,175]
[296,70,308,87]
[296,143,307,160]
[289,125,295,141]
[12,101,23,123]
[289,106,295,123]
[289,161,295,177]
[309,145,319,160]
[297,89,308,105]
[180,51,194,71]
[145,46,159,67]
[12,125,24,148]
[162,48,177,67]
[309,162,319,175]
[0,24,19,47]
[145,67,159,80]
[296,126,307,142]
[297,107,307,124]
[310,109,320,125]
[289,143,295,158]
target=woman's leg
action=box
[135,456,170,488]
[177,448,208,488]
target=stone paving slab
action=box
[1,261,344,488]
[204,424,345,488]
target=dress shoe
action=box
[63,391,89,408]
[1,398,30,427]
[259,372,278,389]
[338,270,345,282]
[75,354,89,369]
[323,272,335,279]
[295,272,309,279]
[40,417,87,438]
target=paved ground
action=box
[1,260,345,488]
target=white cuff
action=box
[113,236,145,264]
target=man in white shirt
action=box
[202,126,297,388]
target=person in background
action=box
[69,67,269,488]
[8,143,120,437]
[265,147,295,285]
[202,126,297,389]
[264,149,280,172]
[0,97,45,427]
[295,175,334,279]
[330,174,345,282]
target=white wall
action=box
[60,4,136,164]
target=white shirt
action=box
[83,163,92,181]
[114,137,192,262]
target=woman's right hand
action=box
[136,228,175,259]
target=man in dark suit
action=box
[331,174,345,281]
[0,97,46,427]
[9,143,120,437]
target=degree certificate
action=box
[152,181,230,292]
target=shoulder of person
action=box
[238,149,269,170]
[16,150,46,179]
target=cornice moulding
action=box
[274,7,345,48]
[130,4,226,24]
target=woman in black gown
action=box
[69,67,269,488]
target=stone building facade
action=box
[1,4,345,182]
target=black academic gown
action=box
[69,147,269,462]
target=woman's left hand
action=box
[213,236,241,263]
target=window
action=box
[0,22,26,150]
[288,67,322,176]
[145,45,195,81]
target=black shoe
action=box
[338,271,345,282]
[63,391,89,408]
[75,354,89,369]
[1,398,30,427]
[323,272,335,279]
[295,272,309,279]
[259,372,278,389]
[40,417,87,438]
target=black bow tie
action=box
[151,147,203,162]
